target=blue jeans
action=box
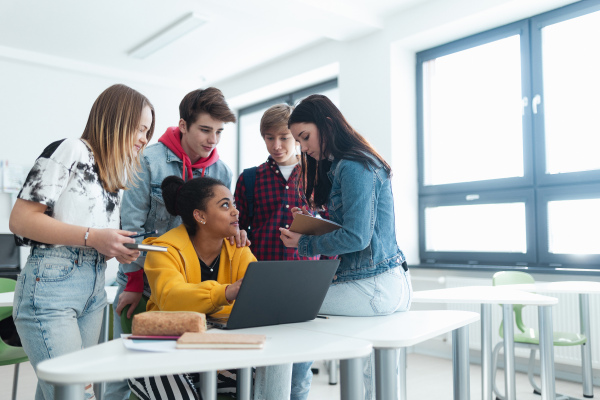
[319,266,412,400]
[291,361,313,400]
[13,246,107,400]
[253,364,293,399]
[104,283,131,400]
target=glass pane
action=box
[422,36,524,185]
[238,107,271,171]
[542,10,600,174]
[425,203,527,253]
[548,198,600,254]
[293,87,340,107]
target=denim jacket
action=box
[116,142,232,295]
[297,157,405,283]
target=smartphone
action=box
[123,243,168,252]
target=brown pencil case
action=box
[132,311,207,336]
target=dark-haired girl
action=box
[129,175,293,400]
[279,94,412,400]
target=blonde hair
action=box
[81,84,155,192]
[260,104,294,137]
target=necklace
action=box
[205,254,220,272]
[192,241,220,272]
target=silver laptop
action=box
[207,259,339,330]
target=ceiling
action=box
[0,0,430,88]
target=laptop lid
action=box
[208,259,339,330]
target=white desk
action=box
[36,324,373,400]
[412,286,559,400]
[503,281,600,398]
[291,310,480,400]
[0,291,14,307]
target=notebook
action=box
[176,332,266,349]
[207,259,339,330]
[289,213,341,236]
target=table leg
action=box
[199,370,217,400]
[375,348,398,400]
[538,305,556,400]
[54,383,84,400]
[340,357,364,400]
[237,368,252,400]
[502,304,516,400]
[399,348,407,400]
[579,294,594,398]
[452,325,470,400]
[481,304,492,400]
[94,304,111,400]
[329,359,339,385]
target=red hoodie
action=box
[158,126,220,181]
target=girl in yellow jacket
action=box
[143,177,253,316]
[129,175,293,400]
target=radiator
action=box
[433,276,600,368]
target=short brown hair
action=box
[81,84,155,192]
[260,104,294,137]
[179,87,236,128]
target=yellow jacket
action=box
[143,224,256,315]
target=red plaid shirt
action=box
[234,157,325,261]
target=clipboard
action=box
[289,213,341,236]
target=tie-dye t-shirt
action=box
[16,138,122,248]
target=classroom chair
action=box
[491,271,586,400]
[0,278,29,400]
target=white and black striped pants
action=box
[128,374,201,400]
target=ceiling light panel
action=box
[129,13,207,59]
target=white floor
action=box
[0,353,593,400]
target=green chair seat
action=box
[500,326,587,346]
[0,339,28,366]
[0,277,29,400]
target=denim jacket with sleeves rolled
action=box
[116,142,232,296]
[297,156,405,284]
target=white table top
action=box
[36,324,373,384]
[0,286,118,307]
[412,285,558,306]
[502,281,600,295]
[290,310,479,348]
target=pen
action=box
[316,315,329,319]
[129,230,158,239]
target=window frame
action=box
[416,0,600,271]
[236,79,338,176]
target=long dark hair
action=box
[288,94,391,208]
[162,175,226,236]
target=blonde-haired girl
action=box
[9,84,155,400]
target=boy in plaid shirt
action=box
[234,104,327,400]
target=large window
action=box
[237,80,338,175]
[417,1,600,271]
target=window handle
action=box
[532,94,541,114]
[522,97,528,116]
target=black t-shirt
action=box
[199,255,220,282]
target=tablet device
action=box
[123,243,168,252]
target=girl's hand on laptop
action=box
[279,227,300,248]
[225,278,243,302]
